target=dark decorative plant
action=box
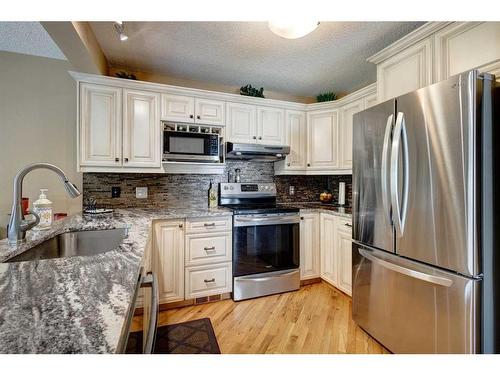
[240,84,265,98]
[316,92,337,102]
[115,71,137,80]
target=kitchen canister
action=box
[338,182,346,206]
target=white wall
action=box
[0,51,82,230]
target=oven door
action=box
[163,131,220,162]
[233,213,300,277]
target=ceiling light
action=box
[113,21,128,42]
[268,20,319,39]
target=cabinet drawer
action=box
[185,263,232,299]
[185,233,232,266]
[185,216,232,234]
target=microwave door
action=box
[352,99,395,253]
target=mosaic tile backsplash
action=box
[82,161,352,209]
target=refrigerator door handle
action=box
[381,114,393,225]
[390,112,410,236]
[358,248,453,287]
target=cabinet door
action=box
[434,22,500,82]
[154,221,185,303]
[377,37,433,101]
[284,110,307,170]
[194,98,225,125]
[307,110,339,170]
[320,213,337,286]
[79,83,122,166]
[257,106,285,145]
[339,99,364,169]
[123,89,161,168]
[161,94,195,122]
[226,102,257,143]
[300,212,320,280]
[335,218,353,296]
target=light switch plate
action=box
[136,187,148,199]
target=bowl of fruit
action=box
[319,191,333,204]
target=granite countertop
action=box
[0,207,232,354]
[277,202,352,218]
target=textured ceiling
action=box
[0,22,66,60]
[90,21,424,98]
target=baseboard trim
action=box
[134,292,232,315]
[300,277,322,286]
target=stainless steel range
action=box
[219,182,300,301]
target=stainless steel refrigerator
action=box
[352,70,499,353]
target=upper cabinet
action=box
[161,94,225,125]
[123,89,161,168]
[307,110,339,171]
[226,103,285,145]
[79,83,122,167]
[338,99,364,170]
[434,22,500,82]
[376,37,433,101]
[225,102,257,143]
[282,110,307,171]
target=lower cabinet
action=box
[152,216,232,305]
[299,212,320,280]
[318,212,353,296]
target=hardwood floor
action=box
[131,281,389,354]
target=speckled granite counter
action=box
[0,207,232,354]
[277,202,352,219]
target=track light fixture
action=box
[114,21,128,42]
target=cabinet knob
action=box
[189,114,194,119]
[287,163,291,167]
[258,136,262,140]
[115,158,120,162]
[307,163,311,167]
[124,158,129,162]
[178,223,183,228]
[197,115,201,119]
[300,217,304,220]
[253,136,257,140]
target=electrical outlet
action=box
[289,186,295,195]
[111,186,121,198]
[136,187,148,199]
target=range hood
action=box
[226,142,290,161]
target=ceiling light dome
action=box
[268,20,319,39]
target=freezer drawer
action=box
[352,243,480,353]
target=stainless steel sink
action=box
[6,228,128,263]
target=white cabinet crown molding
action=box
[307,83,376,112]
[367,22,451,64]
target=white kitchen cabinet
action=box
[335,217,353,296]
[376,37,433,101]
[194,98,225,125]
[257,106,285,145]
[79,83,122,167]
[300,212,320,280]
[123,89,161,168]
[320,213,338,286]
[276,110,307,173]
[225,102,257,143]
[185,232,232,267]
[434,22,500,82]
[338,99,364,169]
[154,221,185,304]
[161,94,195,122]
[307,110,339,171]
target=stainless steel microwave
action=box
[162,122,222,163]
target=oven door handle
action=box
[234,216,300,226]
[236,269,299,282]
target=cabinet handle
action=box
[344,223,352,227]
[197,115,201,119]
[204,222,216,227]
[115,158,120,162]
[204,278,216,283]
[179,224,183,228]
[189,114,194,119]
[204,246,216,251]
[124,157,129,162]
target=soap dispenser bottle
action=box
[33,189,53,230]
[208,179,218,208]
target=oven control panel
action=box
[220,183,276,197]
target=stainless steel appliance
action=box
[226,142,290,161]
[352,70,498,353]
[162,122,222,163]
[219,182,300,301]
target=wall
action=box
[83,161,352,209]
[0,51,82,230]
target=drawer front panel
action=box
[185,263,232,299]
[186,216,232,234]
[186,233,232,266]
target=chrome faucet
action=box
[8,163,81,245]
